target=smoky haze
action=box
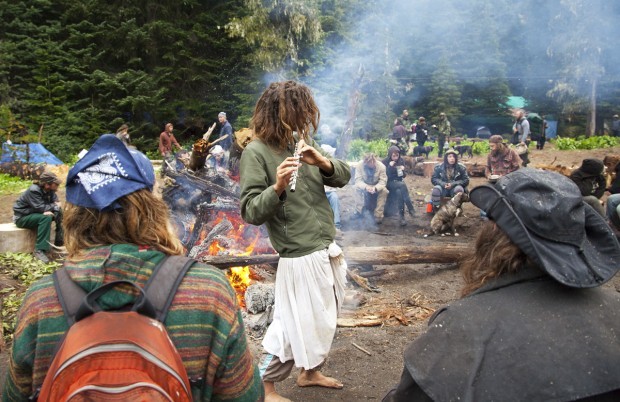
[273,0,620,142]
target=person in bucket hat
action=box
[3,134,263,401]
[384,169,620,401]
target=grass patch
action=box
[0,173,32,195]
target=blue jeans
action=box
[431,185,464,206]
[607,193,620,229]
[326,191,341,229]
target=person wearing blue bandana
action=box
[2,134,264,401]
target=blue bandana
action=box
[66,134,155,211]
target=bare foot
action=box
[265,391,292,402]
[296,369,344,389]
[264,381,291,402]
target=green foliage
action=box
[472,141,490,155]
[0,252,60,342]
[347,138,390,161]
[0,173,32,195]
[553,135,619,150]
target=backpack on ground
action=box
[35,256,195,402]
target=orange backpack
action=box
[36,256,195,402]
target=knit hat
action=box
[469,168,620,288]
[489,135,503,144]
[39,171,62,185]
[579,158,604,176]
[66,134,155,211]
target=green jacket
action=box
[240,138,351,258]
[436,119,451,138]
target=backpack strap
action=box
[144,255,195,322]
[53,268,100,326]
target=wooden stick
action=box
[351,342,372,356]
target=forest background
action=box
[1,0,619,162]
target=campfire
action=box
[160,139,276,308]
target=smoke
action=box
[265,0,620,139]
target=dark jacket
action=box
[384,266,620,402]
[13,184,59,221]
[382,146,407,182]
[431,154,469,190]
[415,123,428,144]
[570,169,606,199]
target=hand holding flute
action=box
[273,139,334,196]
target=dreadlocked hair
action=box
[63,189,184,259]
[459,220,531,297]
[251,80,320,151]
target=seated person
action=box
[607,193,620,232]
[321,144,343,239]
[382,145,414,226]
[569,158,606,216]
[208,144,229,173]
[384,168,620,401]
[354,153,387,224]
[430,148,469,211]
[13,171,64,263]
[608,162,620,194]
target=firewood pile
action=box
[161,147,275,264]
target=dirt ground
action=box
[1,144,620,400]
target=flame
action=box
[198,210,266,309]
[227,266,252,307]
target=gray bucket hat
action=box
[469,168,620,288]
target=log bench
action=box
[0,223,36,253]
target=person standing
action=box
[159,122,182,176]
[415,117,428,146]
[536,115,548,150]
[115,124,131,147]
[218,112,233,151]
[239,81,350,402]
[3,135,264,401]
[435,112,451,158]
[13,171,63,263]
[384,169,620,401]
[391,118,409,154]
[430,148,469,212]
[512,110,530,167]
[159,122,181,158]
[612,114,620,137]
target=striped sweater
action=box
[2,244,264,401]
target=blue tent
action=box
[0,142,64,165]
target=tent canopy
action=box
[1,143,64,165]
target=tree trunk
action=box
[587,78,597,137]
[200,243,469,269]
[336,64,365,159]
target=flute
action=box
[290,142,301,192]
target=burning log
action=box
[188,218,234,258]
[200,243,470,269]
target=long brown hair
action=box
[459,221,530,297]
[63,189,184,259]
[251,80,320,151]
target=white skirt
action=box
[262,243,347,370]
